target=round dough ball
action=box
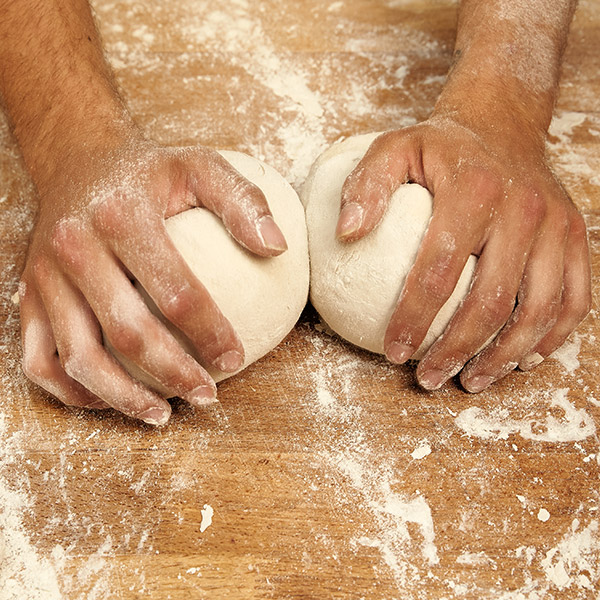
[302,132,477,360]
[112,151,309,393]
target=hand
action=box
[336,115,591,392]
[19,137,288,425]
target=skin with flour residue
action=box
[0,0,592,424]
[0,2,288,425]
[337,0,591,393]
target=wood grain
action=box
[1,1,599,598]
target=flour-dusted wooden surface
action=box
[1,1,599,599]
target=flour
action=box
[537,509,550,523]
[548,111,588,145]
[547,111,600,195]
[455,551,494,566]
[95,0,443,189]
[0,413,63,600]
[550,334,582,375]
[540,519,600,591]
[455,388,596,442]
[300,333,439,589]
[0,0,598,598]
[411,443,432,460]
[200,504,214,533]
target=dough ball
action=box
[302,132,477,360]
[112,151,309,393]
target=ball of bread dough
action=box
[112,151,309,394]
[302,132,477,360]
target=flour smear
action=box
[455,388,596,442]
[0,0,599,598]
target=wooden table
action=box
[1,1,599,598]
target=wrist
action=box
[432,64,555,157]
[19,100,144,198]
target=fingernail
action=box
[464,375,494,393]
[257,215,288,252]
[419,369,446,390]
[386,341,414,364]
[185,384,218,407]
[336,202,364,239]
[137,407,170,426]
[213,350,244,373]
[519,352,544,371]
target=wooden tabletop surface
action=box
[1,1,599,598]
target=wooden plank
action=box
[1,1,598,598]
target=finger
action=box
[33,260,172,425]
[182,148,287,257]
[51,220,218,406]
[519,211,592,369]
[383,173,495,365]
[415,224,526,390]
[95,209,245,375]
[336,132,418,242]
[19,279,109,410]
[414,180,543,389]
[460,205,569,392]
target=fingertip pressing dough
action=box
[302,132,477,360]
[111,151,310,394]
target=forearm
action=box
[0,0,138,192]
[434,0,578,144]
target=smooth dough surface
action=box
[302,132,477,359]
[113,151,309,393]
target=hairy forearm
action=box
[435,0,578,143]
[0,0,137,191]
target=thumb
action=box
[336,131,415,242]
[183,147,288,257]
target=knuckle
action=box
[418,255,462,304]
[513,293,561,337]
[563,286,592,326]
[91,195,129,238]
[160,284,199,325]
[30,254,50,284]
[528,297,561,331]
[50,218,81,257]
[22,351,54,385]
[365,131,397,157]
[478,287,516,328]
[105,319,146,358]
[231,176,264,205]
[59,346,83,380]
[568,210,589,243]
[49,218,88,270]
[463,166,503,202]
[519,188,547,228]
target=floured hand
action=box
[337,117,590,392]
[19,139,287,425]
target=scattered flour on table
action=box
[540,519,600,592]
[96,0,440,188]
[455,388,595,442]
[537,509,551,523]
[455,551,495,566]
[301,333,439,590]
[550,334,582,375]
[547,111,600,197]
[411,443,432,460]
[200,504,214,533]
[0,414,61,600]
